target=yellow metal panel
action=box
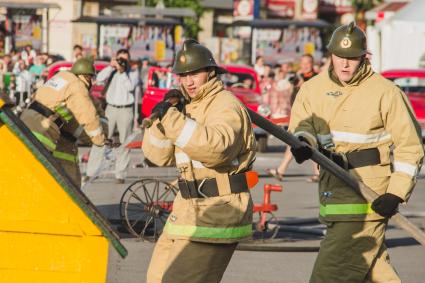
[0,123,101,236]
[0,102,121,280]
[0,220,82,236]
[0,232,108,283]
[81,236,109,283]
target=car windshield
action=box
[390,77,425,94]
[221,72,256,90]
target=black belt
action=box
[108,103,133,109]
[29,100,64,129]
[321,148,381,169]
[178,173,249,199]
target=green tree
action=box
[145,0,204,38]
[351,0,383,11]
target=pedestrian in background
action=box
[21,44,36,66]
[73,44,84,62]
[267,54,320,182]
[254,55,265,77]
[95,48,139,184]
[13,59,32,107]
[297,54,318,84]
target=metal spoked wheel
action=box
[119,178,178,241]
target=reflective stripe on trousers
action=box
[320,203,374,217]
[164,222,252,239]
[32,131,77,163]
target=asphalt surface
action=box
[80,136,425,283]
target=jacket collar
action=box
[328,59,374,87]
[187,76,224,103]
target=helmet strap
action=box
[78,74,92,89]
[207,68,217,82]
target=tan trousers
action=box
[310,220,400,283]
[147,234,237,283]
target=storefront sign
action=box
[130,25,177,62]
[319,0,353,14]
[266,0,295,18]
[255,27,323,64]
[302,0,318,20]
[13,15,42,49]
[99,25,130,58]
[234,0,254,20]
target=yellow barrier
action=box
[0,99,127,283]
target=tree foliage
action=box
[351,0,383,10]
[144,0,204,38]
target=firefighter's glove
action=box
[152,89,186,121]
[152,101,173,121]
[164,89,186,112]
[290,136,313,164]
[372,193,403,218]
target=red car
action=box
[47,60,109,99]
[141,65,275,151]
[381,69,425,139]
[141,65,265,116]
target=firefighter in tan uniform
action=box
[143,39,256,283]
[289,22,424,282]
[20,58,106,187]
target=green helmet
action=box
[172,39,226,75]
[327,22,368,58]
[71,58,96,76]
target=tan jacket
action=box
[21,71,105,150]
[289,61,424,222]
[142,77,256,243]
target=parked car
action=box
[381,69,425,139]
[141,65,281,151]
[47,60,109,99]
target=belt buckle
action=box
[197,178,208,198]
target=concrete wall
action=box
[46,0,77,60]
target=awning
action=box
[200,0,233,10]
[232,19,330,29]
[73,16,182,26]
[113,6,196,18]
[365,1,408,21]
[1,2,60,9]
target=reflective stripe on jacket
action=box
[142,77,256,243]
[289,61,424,222]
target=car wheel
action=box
[257,136,268,152]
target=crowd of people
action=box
[254,53,329,182]
[0,45,65,108]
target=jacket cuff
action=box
[386,172,415,202]
[294,131,317,148]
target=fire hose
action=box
[140,102,425,250]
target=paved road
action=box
[80,138,425,283]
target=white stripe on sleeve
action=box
[175,118,197,148]
[148,129,173,148]
[331,130,391,144]
[86,126,103,137]
[393,161,418,177]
